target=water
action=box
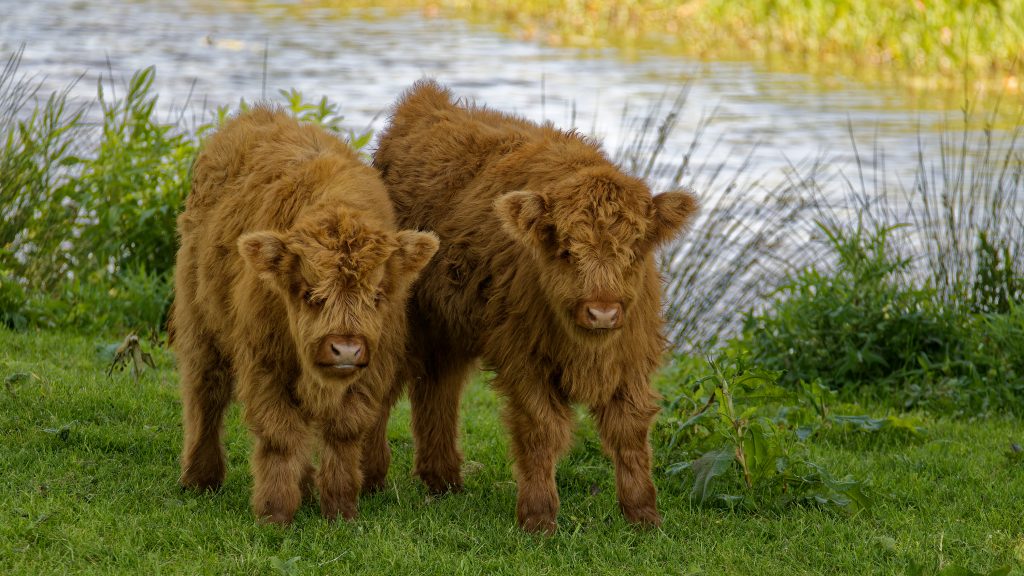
[2,0,1011,192]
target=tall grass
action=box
[620,87,1024,355]
[909,118,1024,312]
[0,48,89,329]
[613,91,827,348]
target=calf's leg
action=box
[177,325,232,491]
[592,386,662,527]
[361,382,402,494]
[318,436,364,521]
[242,376,311,525]
[318,388,378,520]
[503,386,575,534]
[409,349,474,494]
[319,434,365,520]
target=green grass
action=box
[2,329,1022,575]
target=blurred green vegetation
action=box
[284,0,1023,103]
[423,0,1023,90]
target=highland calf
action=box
[373,80,699,533]
[172,107,438,524]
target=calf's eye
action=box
[373,290,385,305]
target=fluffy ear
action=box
[494,190,552,249]
[238,231,290,283]
[394,230,440,278]
[649,189,699,247]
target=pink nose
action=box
[575,301,623,330]
[315,335,369,368]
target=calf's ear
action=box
[394,230,440,278]
[494,191,553,250]
[238,231,291,283]
[649,189,699,247]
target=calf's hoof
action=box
[416,469,464,495]
[321,500,358,522]
[179,466,224,492]
[622,503,662,528]
[258,509,295,526]
[518,513,557,535]
[254,495,300,526]
[517,496,558,535]
[361,474,388,495]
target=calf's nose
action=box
[575,301,623,330]
[316,335,369,367]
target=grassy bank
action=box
[278,0,1023,97]
[1,329,1022,575]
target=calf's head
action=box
[495,167,697,338]
[239,211,438,382]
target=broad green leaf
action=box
[741,423,775,483]
[665,461,692,476]
[269,556,302,576]
[677,408,715,431]
[831,414,886,431]
[690,448,734,504]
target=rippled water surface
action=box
[4,0,1010,191]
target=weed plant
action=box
[655,350,887,513]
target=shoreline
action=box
[274,0,1024,115]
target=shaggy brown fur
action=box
[373,80,698,533]
[172,107,438,525]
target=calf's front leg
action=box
[592,385,662,527]
[318,435,364,521]
[242,372,311,525]
[319,388,377,520]
[248,422,311,525]
[503,385,575,534]
[361,382,401,494]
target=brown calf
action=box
[172,107,438,524]
[373,80,698,533]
